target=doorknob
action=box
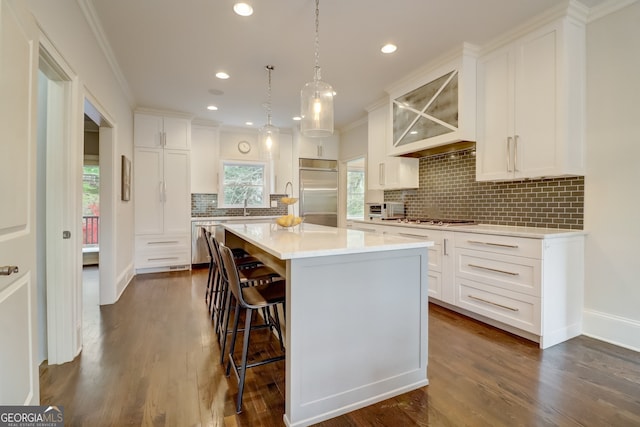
[0,265,19,276]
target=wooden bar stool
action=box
[208,234,280,352]
[218,243,285,414]
[205,229,265,317]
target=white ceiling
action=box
[88,0,601,132]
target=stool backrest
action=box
[202,227,214,265]
[209,233,228,282]
[218,243,247,308]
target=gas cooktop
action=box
[388,218,477,227]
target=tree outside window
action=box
[347,159,365,219]
[83,164,99,246]
[221,161,267,207]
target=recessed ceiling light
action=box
[233,3,253,17]
[292,116,302,121]
[410,130,418,135]
[207,105,218,111]
[215,72,230,80]
[381,43,397,54]
[245,121,254,126]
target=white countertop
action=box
[222,222,433,260]
[192,215,278,222]
[353,219,587,239]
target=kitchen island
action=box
[222,222,432,427]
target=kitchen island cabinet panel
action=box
[222,223,430,426]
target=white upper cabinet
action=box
[272,132,294,193]
[135,112,191,150]
[190,125,219,194]
[298,133,339,159]
[476,13,586,181]
[367,102,418,190]
[387,44,478,157]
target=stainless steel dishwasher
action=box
[191,220,219,266]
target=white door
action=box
[0,0,39,404]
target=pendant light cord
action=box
[314,0,321,82]
[266,65,274,126]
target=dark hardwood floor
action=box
[39,267,640,426]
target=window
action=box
[220,160,268,207]
[346,158,365,220]
[82,157,100,247]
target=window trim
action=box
[219,159,270,208]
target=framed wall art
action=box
[121,155,131,201]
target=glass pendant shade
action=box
[259,123,279,155]
[300,79,334,137]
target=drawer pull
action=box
[148,241,179,245]
[468,263,519,276]
[468,295,519,312]
[467,240,519,249]
[148,256,180,261]
[398,232,428,239]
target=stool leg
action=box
[205,259,213,303]
[272,304,285,352]
[236,307,253,414]
[221,292,237,366]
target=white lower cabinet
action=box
[350,220,584,348]
[453,232,584,348]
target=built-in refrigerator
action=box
[299,158,338,227]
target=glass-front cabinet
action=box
[387,44,478,157]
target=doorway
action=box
[36,39,117,365]
[82,115,100,318]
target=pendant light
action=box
[259,65,279,156]
[300,0,334,137]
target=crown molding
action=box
[76,0,135,107]
[587,0,638,22]
[340,115,368,133]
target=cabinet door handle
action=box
[159,182,164,202]
[379,163,385,185]
[468,294,519,312]
[162,131,167,147]
[0,265,19,276]
[148,241,179,245]
[317,144,323,157]
[398,232,428,239]
[148,256,180,261]
[444,238,448,256]
[163,182,167,202]
[468,263,519,276]
[467,240,519,249]
[506,136,513,172]
[514,135,519,172]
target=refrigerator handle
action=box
[299,180,305,215]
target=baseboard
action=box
[115,262,135,301]
[583,309,640,353]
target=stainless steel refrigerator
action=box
[299,158,338,227]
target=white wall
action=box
[339,120,367,161]
[583,1,640,351]
[27,0,135,303]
